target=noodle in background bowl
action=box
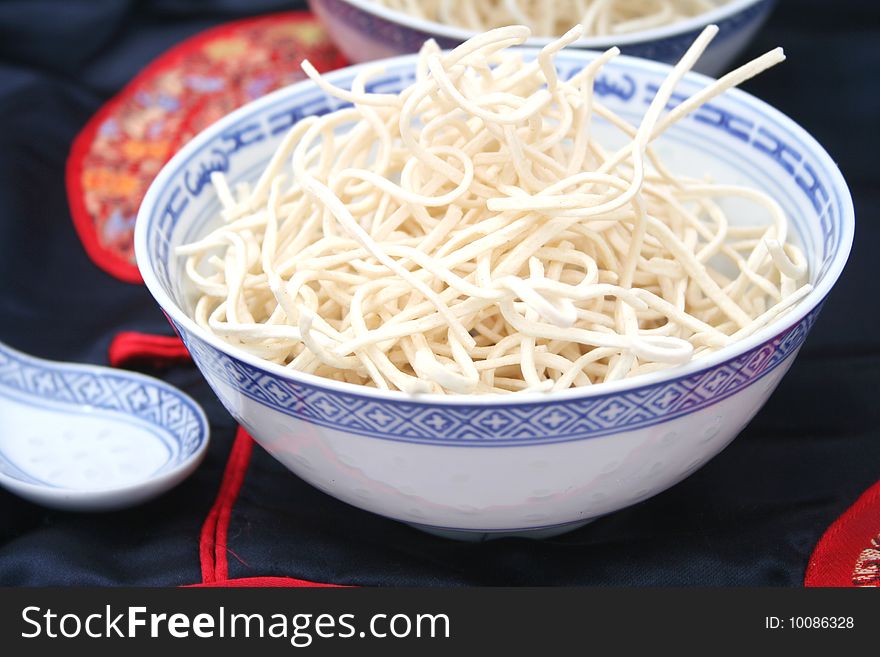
[308,0,774,75]
[135,50,853,540]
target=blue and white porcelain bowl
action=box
[309,0,774,76]
[135,50,853,540]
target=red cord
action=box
[108,331,190,367]
[109,329,348,588]
[186,576,345,588]
[200,427,254,583]
[196,428,344,587]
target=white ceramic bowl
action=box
[135,50,853,540]
[309,0,774,75]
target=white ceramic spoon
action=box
[0,340,209,511]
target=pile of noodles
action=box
[178,24,809,395]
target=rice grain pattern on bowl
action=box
[135,46,853,540]
[308,0,775,75]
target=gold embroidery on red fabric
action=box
[852,536,880,587]
[74,14,343,270]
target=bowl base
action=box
[407,518,595,541]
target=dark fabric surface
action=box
[0,0,877,586]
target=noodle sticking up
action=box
[178,25,810,395]
[370,0,729,37]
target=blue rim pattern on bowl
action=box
[0,347,207,485]
[173,307,818,447]
[316,0,774,64]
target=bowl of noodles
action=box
[309,0,774,75]
[135,26,852,540]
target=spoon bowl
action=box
[0,341,209,511]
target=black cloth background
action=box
[0,0,877,586]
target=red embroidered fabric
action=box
[804,481,880,587]
[66,11,345,283]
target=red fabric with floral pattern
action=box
[804,481,880,587]
[66,11,345,283]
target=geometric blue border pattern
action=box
[0,345,206,461]
[174,305,819,447]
